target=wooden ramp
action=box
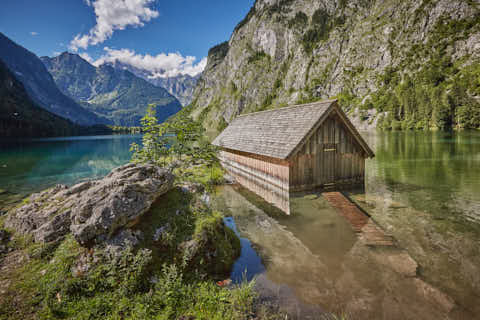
[322,192,395,246]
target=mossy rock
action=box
[133,187,241,277]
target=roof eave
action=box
[332,105,375,158]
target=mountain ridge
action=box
[0,58,83,137]
[0,32,107,126]
[104,60,200,106]
[41,52,182,126]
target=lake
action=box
[1,132,479,319]
[0,134,141,209]
[212,131,480,319]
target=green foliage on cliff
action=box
[267,0,295,16]
[235,3,257,32]
[207,42,230,65]
[301,9,332,54]
[370,60,480,130]
[288,11,308,29]
[359,14,480,130]
[248,50,270,63]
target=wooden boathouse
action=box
[212,99,375,214]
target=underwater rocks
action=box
[5,163,174,245]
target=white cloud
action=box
[79,52,94,63]
[30,32,39,36]
[91,47,207,77]
[70,0,159,51]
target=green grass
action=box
[0,185,249,320]
[0,234,251,320]
[175,160,226,190]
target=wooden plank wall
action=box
[218,149,291,214]
[289,113,366,191]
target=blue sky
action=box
[0,0,254,77]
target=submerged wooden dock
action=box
[322,191,395,246]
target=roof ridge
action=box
[235,99,337,118]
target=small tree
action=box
[130,105,171,165]
[131,104,219,170]
[168,111,204,162]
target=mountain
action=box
[191,0,480,132]
[105,60,200,106]
[0,58,81,138]
[150,74,200,107]
[0,32,106,126]
[41,53,182,126]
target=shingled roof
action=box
[212,99,374,160]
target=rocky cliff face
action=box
[42,53,182,126]
[191,0,480,132]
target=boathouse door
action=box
[322,142,336,185]
[320,114,338,187]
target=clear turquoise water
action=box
[0,134,141,208]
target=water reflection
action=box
[214,131,480,319]
[357,131,480,315]
[215,184,473,319]
[223,216,265,282]
[362,131,480,224]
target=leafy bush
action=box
[131,104,218,166]
[216,116,228,133]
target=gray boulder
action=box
[5,163,174,245]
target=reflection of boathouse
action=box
[213,99,375,214]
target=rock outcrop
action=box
[5,163,174,245]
